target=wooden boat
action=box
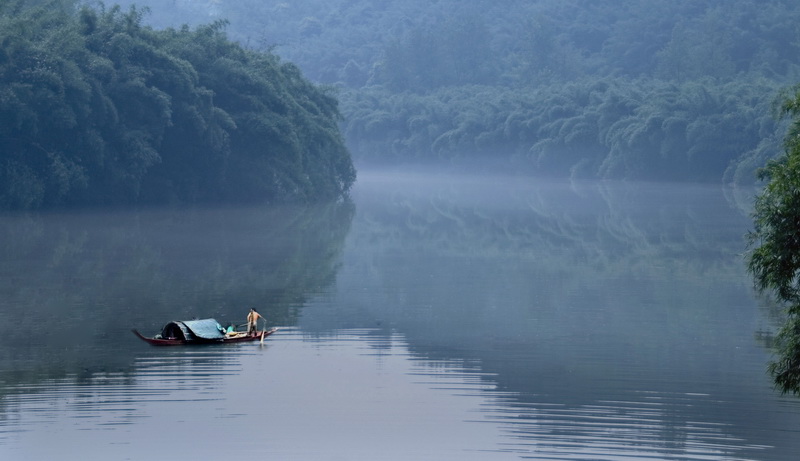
[132,318,277,346]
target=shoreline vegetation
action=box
[5,0,800,210]
[0,1,355,210]
[112,0,800,185]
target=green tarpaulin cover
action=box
[180,319,226,340]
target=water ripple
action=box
[475,391,772,460]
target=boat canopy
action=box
[161,318,226,341]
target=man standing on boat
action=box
[247,308,264,336]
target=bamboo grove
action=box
[114,0,800,183]
[0,1,355,209]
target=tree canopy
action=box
[0,1,355,210]
[748,86,800,394]
[110,0,800,183]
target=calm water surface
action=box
[1,172,799,460]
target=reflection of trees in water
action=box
[346,175,758,352]
[358,176,749,256]
[332,174,796,453]
[754,292,786,350]
[0,200,353,384]
[353,175,752,292]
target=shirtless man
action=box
[246,308,263,335]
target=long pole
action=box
[260,317,266,343]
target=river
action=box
[0,171,798,460]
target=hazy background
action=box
[112,0,800,182]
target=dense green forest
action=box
[112,0,800,183]
[4,0,799,205]
[0,0,355,209]
[748,86,800,395]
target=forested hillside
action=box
[112,0,800,183]
[0,1,355,210]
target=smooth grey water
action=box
[1,171,799,460]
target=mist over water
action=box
[6,1,800,457]
[1,171,799,460]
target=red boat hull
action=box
[132,328,278,346]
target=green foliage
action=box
[115,0,800,87]
[748,85,800,394]
[48,0,800,181]
[342,79,780,181]
[0,1,354,209]
[375,14,498,92]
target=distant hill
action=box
[103,0,800,182]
